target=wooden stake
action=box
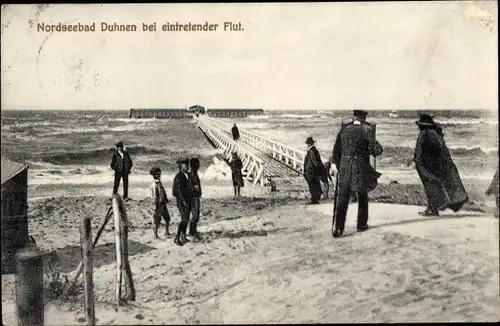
[80,217,95,325]
[15,247,44,326]
[66,207,112,294]
[112,195,123,304]
[118,199,136,301]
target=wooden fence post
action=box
[81,216,95,325]
[112,195,123,304]
[15,247,44,326]
[118,199,136,301]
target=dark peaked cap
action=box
[150,167,161,176]
[115,141,124,148]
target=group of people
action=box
[149,157,203,246]
[302,109,498,239]
[110,110,499,245]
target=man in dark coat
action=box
[231,123,240,141]
[303,136,324,205]
[331,110,383,238]
[188,157,202,241]
[413,114,469,216]
[110,141,133,199]
[172,158,195,246]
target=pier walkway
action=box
[193,115,306,188]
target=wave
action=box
[381,145,497,157]
[38,146,166,165]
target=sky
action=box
[0,2,497,111]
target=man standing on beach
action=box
[110,141,133,199]
[172,158,194,246]
[232,123,240,141]
[413,114,468,216]
[331,110,383,238]
[188,157,202,241]
[303,136,324,205]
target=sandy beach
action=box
[2,179,499,324]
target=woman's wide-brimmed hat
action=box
[415,113,436,126]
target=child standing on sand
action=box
[150,167,171,239]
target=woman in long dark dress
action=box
[413,114,468,216]
[230,152,244,197]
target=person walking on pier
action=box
[188,157,203,241]
[331,110,383,238]
[303,136,324,205]
[150,167,171,239]
[413,114,468,216]
[110,141,133,199]
[232,123,240,141]
[230,152,244,197]
[172,158,195,246]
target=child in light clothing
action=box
[150,167,171,239]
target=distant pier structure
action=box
[129,108,191,119]
[129,106,264,119]
[207,108,264,118]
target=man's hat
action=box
[176,158,189,165]
[115,141,124,148]
[305,136,315,145]
[353,110,368,117]
[149,167,161,176]
[415,113,436,126]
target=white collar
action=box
[307,145,314,151]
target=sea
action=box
[1,109,498,190]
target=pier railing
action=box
[206,117,306,173]
[194,116,266,186]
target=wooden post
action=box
[112,195,123,304]
[80,217,95,325]
[66,207,112,294]
[118,199,136,301]
[15,247,44,326]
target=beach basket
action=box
[1,157,30,274]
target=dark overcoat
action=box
[110,150,133,174]
[332,120,383,192]
[303,145,324,182]
[413,128,468,212]
[230,158,244,187]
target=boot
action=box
[192,223,202,241]
[188,222,195,236]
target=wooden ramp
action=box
[194,115,305,188]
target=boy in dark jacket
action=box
[189,157,202,241]
[172,158,194,246]
[150,167,170,239]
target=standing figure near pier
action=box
[232,123,240,141]
[189,157,203,241]
[172,158,194,246]
[331,110,383,238]
[150,167,170,239]
[303,136,324,205]
[110,141,133,199]
[413,114,468,216]
[320,160,334,200]
[230,152,244,197]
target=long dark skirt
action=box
[232,170,244,187]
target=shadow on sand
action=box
[50,240,156,274]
